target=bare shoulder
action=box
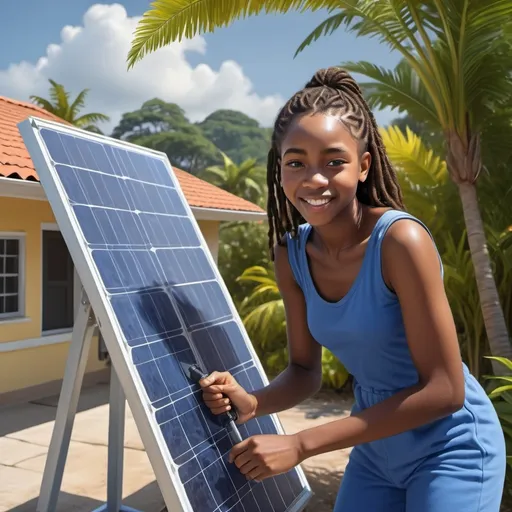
[382,217,436,254]
[381,217,442,290]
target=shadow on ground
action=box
[7,481,163,512]
[0,384,110,437]
[303,466,343,512]
[294,390,353,420]
[7,491,104,512]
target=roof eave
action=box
[0,177,266,222]
[191,206,266,222]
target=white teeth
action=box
[304,198,332,206]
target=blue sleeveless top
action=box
[286,209,443,393]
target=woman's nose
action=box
[303,170,329,189]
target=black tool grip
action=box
[188,364,238,422]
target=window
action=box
[0,236,24,319]
[42,230,74,332]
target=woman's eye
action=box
[286,161,303,169]
[328,159,346,167]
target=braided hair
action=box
[267,67,404,259]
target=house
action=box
[0,95,266,405]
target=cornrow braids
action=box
[266,67,405,260]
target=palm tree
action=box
[127,0,512,371]
[30,79,109,133]
[199,152,266,204]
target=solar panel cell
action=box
[26,121,311,512]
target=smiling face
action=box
[279,113,371,227]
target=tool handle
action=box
[188,364,238,422]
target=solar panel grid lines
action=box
[19,117,311,512]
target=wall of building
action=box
[198,220,220,263]
[0,197,220,402]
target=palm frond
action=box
[380,125,447,187]
[29,96,57,114]
[73,112,110,127]
[242,299,285,348]
[380,123,452,225]
[294,11,346,57]
[47,79,70,113]
[127,0,336,69]
[69,89,90,118]
[342,59,439,128]
[200,166,227,183]
[237,265,278,289]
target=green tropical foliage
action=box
[126,0,335,69]
[31,79,109,133]
[485,356,512,507]
[127,0,512,374]
[111,99,272,173]
[199,153,266,205]
[111,99,220,174]
[198,110,272,164]
[217,221,271,307]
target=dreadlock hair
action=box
[266,66,405,260]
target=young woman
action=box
[199,67,506,511]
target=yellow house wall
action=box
[199,220,220,263]
[0,197,220,397]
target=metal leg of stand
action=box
[107,367,125,512]
[37,298,96,512]
[91,367,142,512]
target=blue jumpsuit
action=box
[286,210,506,511]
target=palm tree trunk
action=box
[457,181,512,374]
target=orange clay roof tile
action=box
[0,95,264,214]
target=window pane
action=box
[5,239,19,256]
[42,231,74,331]
[5,295,18,313]
[0,238,22,317]
[5,276,18,294]
[5,256,18,274]
[46,235,71,281]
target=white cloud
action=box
[0,3,284,133]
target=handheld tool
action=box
[182,361,243,445]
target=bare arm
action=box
[296,220,465,459]
[250,241,323,417]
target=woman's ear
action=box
[359,151,371,183]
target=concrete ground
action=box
[0,384,352,512]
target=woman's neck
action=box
[311,201,369,256]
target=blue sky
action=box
[0,1,401,130]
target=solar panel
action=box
[20,117,312,512]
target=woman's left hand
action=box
[229,434,304,482]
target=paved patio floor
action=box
[0,384,351,511]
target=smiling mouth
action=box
[301,197,333,207]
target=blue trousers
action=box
[334,447,505,511]
[335,375,506,511]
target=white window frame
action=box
[41,223,80,336]
[0,232,26,321]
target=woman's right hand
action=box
[199,371,257,424]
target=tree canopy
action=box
[111,99,271,173]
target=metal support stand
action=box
[36,291,142,512]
